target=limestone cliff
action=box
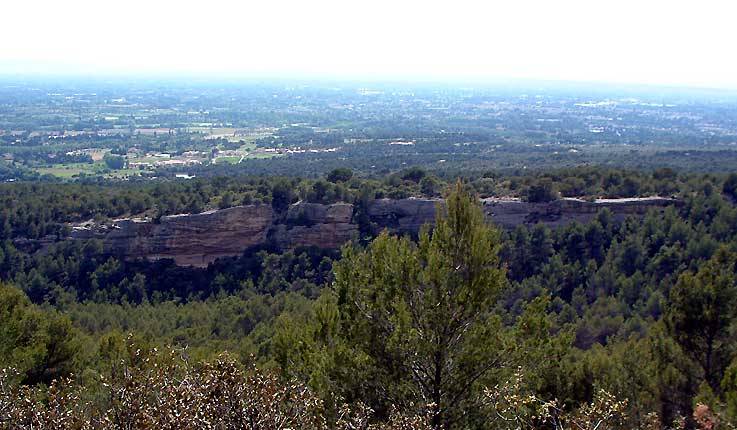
[482,197,678,229]
[70,196,680,267]
[366,196,679,232]
[273,201,358,249]
[104,205,273,267]
[367,198,440,234]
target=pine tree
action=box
[322,181,506,427]
[665,247,737,393]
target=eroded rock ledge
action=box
[70,196,680,267]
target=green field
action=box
[35,162,133,179]
[245,153,280,159]
[214,156,242,164]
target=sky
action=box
[2,0,737,89]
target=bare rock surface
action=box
[482,196,679,229]
[367,198,440,234]
[274,201,358,249]
[105,205,273,267]
[69,196,681,267]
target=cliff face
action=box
[366,197,679,232]
[273,202,358,249]
[482,197,678,229]
[367,198,440,234]
[104,205,273,267]
[72,196,679,267]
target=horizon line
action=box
[2,67,737,94]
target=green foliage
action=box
[724,173,737,200]
[283,182,506,428]
[3,241,335,305]
[0,283,81,384]
[721,358,737,421]
[665,247,737,393]
[271,178,297,212]
[327,167,354,183]
[67,291,314,364]
[400,167,427,183]
[102,153,125,170]
[6,78,737,427]
[524,177,558,202]
[0,343,436,430]
[419,175,440,197]
[487,368,628,430]
[2,168,737,428]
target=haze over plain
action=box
[2,0,737,89]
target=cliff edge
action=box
[70,196,680,267]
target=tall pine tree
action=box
[300,182,507,427]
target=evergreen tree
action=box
[312,182,506,427]
[0,283,80,384]
[665,247,737,393]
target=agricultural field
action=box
[34,162,132,179]
[3,79,737,183]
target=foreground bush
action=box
[0,341,433,430]
[0,341,679,430]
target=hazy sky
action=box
[2,0,737,88]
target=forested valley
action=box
[2,166,737,429]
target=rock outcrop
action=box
[273,201,358,249]
[482,197,678,229]
[104,205,273,267]
[367,198,440,234]
[366,196,679,232]
[70,196,680,267]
